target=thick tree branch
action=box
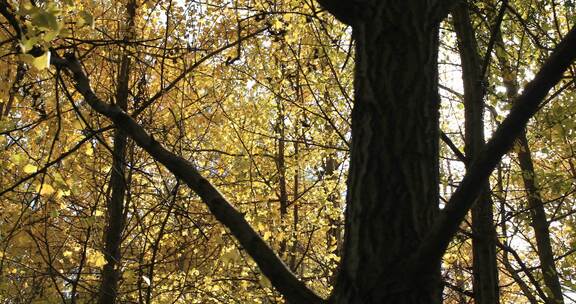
[0,1,22,38]
[435,0,464,20]
[316,0,359,25]
[416,25,576,269]
[453,3,501,302]
[480,0,509,79]
[50,53,325,304]
[98,1,136,302]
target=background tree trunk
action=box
[98,1,136,302]
[495,34,565,303]
[452,4,500,304]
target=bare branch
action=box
[132,27,267,117]
[416,25,576,268]
[51,52,325,304]
[0,127,113,198]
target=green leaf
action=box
[31,11,60,31]
[78,11,95,29]
[19,37,38,53]
[42,30,60,42]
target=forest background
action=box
[0,0,576,303]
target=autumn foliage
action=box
[0,0,576,303]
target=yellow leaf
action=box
[23,164,37,174]
[72,120,84,129]
[31,51,51,70]
[11,153,23,165]
[85,145,94,156]
[257,222,266,232]
[36,183,55,196]
[272,19,283,30]
[86,249,107,268]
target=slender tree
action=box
[97,1,136,302]
[452,3,500,303]
[495,28,565,304]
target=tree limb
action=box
[50,52,325,304]
[0,1,22,38]
[440,131,467,163]
[316,0,359,25]
[435,0,464,21]
[416,24,576,269]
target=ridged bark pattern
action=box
[331,2,443,303]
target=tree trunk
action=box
[98,1,136,302]
[325,153,342,263]
[329,3,443,302]
[495,34,565,304]
[97,62,130,304]
[516,135,564,303]
[452,4,500,304]
[275,98,290,258]
[497,166,541,303]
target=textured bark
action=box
[452,4,500,304]
[289,140,299,272]
[325,155,341,258]
[517,135,564,303]
[97,69,129,302]
[98,125,128,303]
[97,2,136,303]
[497,168,540,304]
[322,152,342,285]
[329,2,443,302]
[495,35,565,303]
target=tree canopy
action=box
[0,0,575,303]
